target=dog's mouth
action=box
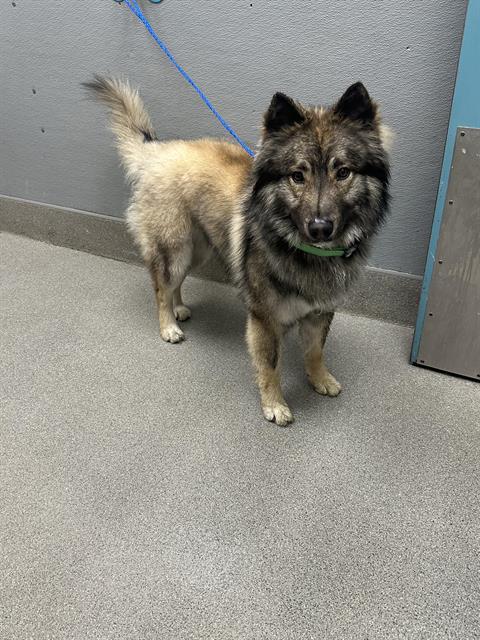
[298,222,340,247]
[279,210,363,252]
[293,219,362,250]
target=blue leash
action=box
[114,0,255,157]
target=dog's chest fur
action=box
[230,218,351,323]
[273,294,318,325]
[233,229,360,326]
[267,268,350,325]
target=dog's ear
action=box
[334,82,376,123]
[264,93,305,133]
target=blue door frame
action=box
[411,0,478,363]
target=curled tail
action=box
[83,74,157,178]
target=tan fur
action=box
[379,123,395,153]
[246,314,292,426]
[127,139,251,257]
[299,312,341,396]
[126,138,251,341]
[374,106,395,153]
[87,76,156,179]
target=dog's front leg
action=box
[299,312,342,397]
[246,313,293,426]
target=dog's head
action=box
[250,82,391,250]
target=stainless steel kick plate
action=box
[416,127,480,381]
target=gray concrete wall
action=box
[0,1,467,275]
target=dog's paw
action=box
[160,324,185,343]
[262,403,294,427]
[174,305,191,322]
[311,371,342,397]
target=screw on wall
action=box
[41,128,45,133]
[32,88,36,95]
[12,1,16,6]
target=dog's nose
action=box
[307,218,334,242]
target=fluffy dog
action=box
[85,76,391,425]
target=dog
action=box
[84,75,391,425]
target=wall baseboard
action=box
[0,195,421,326]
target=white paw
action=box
[160,324,185,343]
[174,305,191,322]
[311,372,342,397]
[262,403,294,426]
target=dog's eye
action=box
[336,167,351,181]
[291,171,305,184]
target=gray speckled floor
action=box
[1,232,479,640]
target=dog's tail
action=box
[83,74,157,178]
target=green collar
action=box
[294,242,346,257]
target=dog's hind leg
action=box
[173,283,191,322]
[147,243,191,343]
[246,313,293,426]
[171,225,212,323]
[299,311,342,396]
